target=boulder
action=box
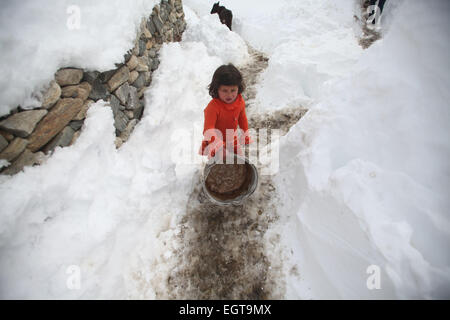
[107,66,130,92]
[41,80,61,109]
[0,137,28,162]
[27,98,83,152]
[55,68,83,86]
[0,109,48,138]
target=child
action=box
[199,64,252,159]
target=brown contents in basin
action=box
[205,163,253,200]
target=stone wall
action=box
[0,0,186,175]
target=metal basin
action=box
[202,154,258,206]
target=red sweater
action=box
[199,94,251,157]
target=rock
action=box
[126,55,138,71]
[132,71,152,89]
[41,81,61,109]
[0,137,29,162]
[82,71,100,85]
[1,149,45,175]
[125,110,134,119]
[133,101,144,119]
[73,100,93,121]
[137,87,146,98]
[147,18,156,35]
[132,73,145,89]
[114,82,131,105]
[0,130,14,142]
[148,49,157,58]
[152,14,164,34]
[0,135,8,152]
[109,95,122,118]
[169,12,177,24]
[135,57,149,72]
[55,68,83,86]
[0,110,48,138]
[119,119,138,142]
[142,27,152,40]
[151,58,160,71]
[69,120,84,131]
[127,86,140,111]
[160,6,168,22]
[129,70,139,84]
[42,126,76,154]
[138,39,146,56]
[27,98,84,152]
[146,39,154,50]
[107,66,130,92]
[166,29,174,42]
[70,130,81,146]
[124,51,132,63]
[114,83,140,110]
[115,137,123,149]
[99,69,117,83]
[132,41,140,56]
[61,82,91,101]
[114,110,128,135]
[89,79,109,100]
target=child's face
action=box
[218,85,239,104]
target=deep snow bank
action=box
[277,0,450,299]
[0,0,157,116]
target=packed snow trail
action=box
[164,46,307,299]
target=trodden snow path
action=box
[163,45,307,299]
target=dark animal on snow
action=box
[210,2,233,31]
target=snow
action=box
[0,0,449,299]
[0,0,158,116]
[274,0,450,299]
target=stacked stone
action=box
[0,0,185,175]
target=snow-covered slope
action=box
[273,0,450,299]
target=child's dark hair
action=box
[208,64,245,98]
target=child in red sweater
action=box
[199,64,252,159]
